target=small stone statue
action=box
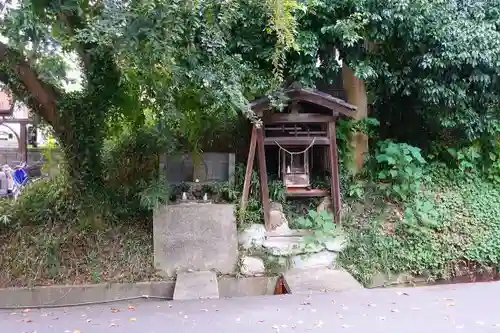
[203,193,208,201]
[181,192,187,201]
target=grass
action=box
[0,220,161,288]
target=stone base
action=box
[283,268,363,294]
[154,203,238,277]
[173,271,219,301]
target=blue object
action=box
[12,168,28,186]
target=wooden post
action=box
[342,64,368,173]
[256,127,271,230]
[240,126,257,214]
[328,120,342,223]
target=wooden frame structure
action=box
[240,85,356,230]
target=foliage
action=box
[295,209,340,247]
[339,165,500,286]
[374,140,428,201]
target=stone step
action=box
[282,267,362,295]
[173,271,219,301]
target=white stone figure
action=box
[181,192,187,201]
[203,193,208,201]
[195,178,200,183]
[286,165,291,174]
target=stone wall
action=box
[159,152,235,184]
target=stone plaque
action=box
[153,203,238,277]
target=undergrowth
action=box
[0,219,159,287]
[338,164,500,286]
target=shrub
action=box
[102,126,173,218]
[374,140,428,201]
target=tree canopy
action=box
[1,0,500,192]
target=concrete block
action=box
[153,203,238,277]
[173,271,219,301]
[283,268,362,295]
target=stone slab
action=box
[283,267,362,295]
[0,282,175,308]
[153,203,238,277]
[173,271,219,301]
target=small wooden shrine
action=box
[240,84,356,230]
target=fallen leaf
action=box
[391,309,400,313]
[128,305,136,310]
[23,318,33,323]
[110,308,120,313]
[447,303,456,307]
[341,324,351,328]
[23,309,31,313]
[86,319,92,323]
[129,317,137,322]
[201,308,208,312]
[368,303,376,307]
[109,323,118,327]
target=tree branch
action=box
[0,41,61,126]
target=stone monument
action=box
[153,202,239,278]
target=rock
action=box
[238,224,266,249]
[291,251,337,269]
[317,196,332,213]
[240,256,265,276]
[262,237,324,256]
[324,234,347,252]
[269,202,290,231]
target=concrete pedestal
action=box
[153,203,238,278]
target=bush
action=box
[9,175,78,227]
[374,140,427,201]
[102,126,173,219]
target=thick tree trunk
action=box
[342,64,369,173]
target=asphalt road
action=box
[1,282,500,333]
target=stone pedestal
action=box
[153,203,238,277]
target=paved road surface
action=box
[1,282,499,332]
